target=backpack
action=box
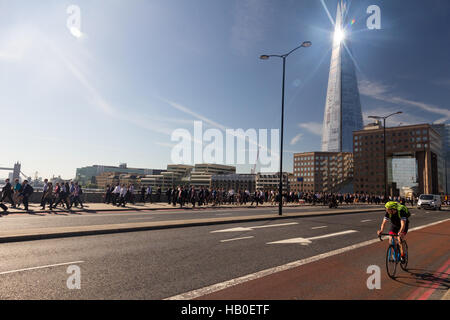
[397,204,410,219]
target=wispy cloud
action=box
[362,107,425,127]
[359,79,450,123]
[290,133,303,145]
[298,122,323,136]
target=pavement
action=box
[1,201,387,214]
[0,207,448,299]
[0,202,387,243]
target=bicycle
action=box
[378,233,408,278]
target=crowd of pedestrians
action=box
[0,178,84,213]
[102,184,420,209]
[0,178,34,212]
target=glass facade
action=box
[387,157,418,197]
[322,0,363,153]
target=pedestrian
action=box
[13,178,22,208]
[112,183,121,205]
[19,180,34,212]
[1,178,14,207]
[140,186,146,203]
[42,182,54,211]
[146,185,153,204]
[117,184,127,207]
[40,179,49,209]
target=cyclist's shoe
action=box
[400,256,406,264]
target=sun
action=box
[334,27,345,44]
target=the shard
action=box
[321,0,363,152]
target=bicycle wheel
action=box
[386,245,398,278]
[400,241,408,271]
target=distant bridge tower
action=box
[13,162,21,181]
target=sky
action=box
[0,0,449,179]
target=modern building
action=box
[292,152,353,193]
[353,123,445,196]
[431,123,450,194]
[139,164,236,191]
[211,174,256,193]
[255,172,290,192]
[321,0,363,152]
[75,163,163,186]
[190,164,236,188]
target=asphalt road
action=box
[0,207,448,299]
[0,204,382,232]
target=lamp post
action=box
[368,111,402,202]
[260,41,312,215]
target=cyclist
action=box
[377,201,410,263]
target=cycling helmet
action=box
[385,201,399,210]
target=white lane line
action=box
[267,230,358,245]
[165,218,450,300]
[311,226,327,230]
[361,219,372,222]
[220,236,254,243]
[0,261,85,276]
[128,217,155,220]
[216,213,232,216]
[211,222,298,233]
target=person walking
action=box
[72,182,84,208]
[140,186,146,203]
[40,179,49,209]
[146,185,153,204]
[112,183,121,206]
[42,182,54,211]
[13,178,23,208]
[117,184,127,207]
[19,180,34,212]
[1,178,14,207]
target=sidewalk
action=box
[0,201,387,215]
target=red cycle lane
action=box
[197,220,450,300]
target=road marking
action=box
[220,236,254,243]
[407,258,450,300]
[311,226,327,230]
[211,222,298,233]
[361,219,372,222]
[128,217,155,220]
[0,261,85,276]
[216,213,232,216]
[165,218,450,300]
[267,230,358,245]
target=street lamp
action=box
[260,41,312,216]
[368,111,402,202]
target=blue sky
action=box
[1,0,449,179]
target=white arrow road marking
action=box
[211,222,298,233]
[267,230,358,246]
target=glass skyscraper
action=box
[322,0,363,152]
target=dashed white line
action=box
[220,236,254,243]
[361,219,372,223]
[311,226,327,230]
[0,261,85,275]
